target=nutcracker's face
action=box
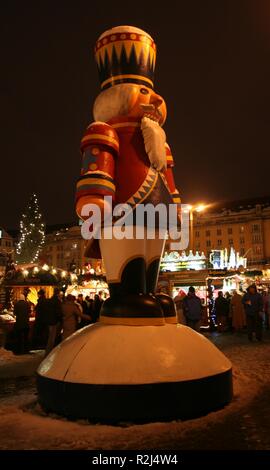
[127,84,167,126]
[93,83,167,126]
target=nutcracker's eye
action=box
[140,88,149,95]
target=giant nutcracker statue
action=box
[37,26,232,421]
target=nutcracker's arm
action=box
[75,122,119,220]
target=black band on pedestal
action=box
[37,368,233,423]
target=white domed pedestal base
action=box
[37,323,233,422]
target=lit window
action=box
[252,224,260,233]
[252,235,261,244]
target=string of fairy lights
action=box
[20,263,78,282]
[21,263,102,283]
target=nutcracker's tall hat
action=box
[95,26,156,91]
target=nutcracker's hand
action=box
[141,116,167,171]
[76,196,111,222]
[77,196,112,258]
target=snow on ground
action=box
[0,347,15,362]
[0,332,270,450]
[0,348,44,378]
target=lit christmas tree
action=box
[16,193,45,264]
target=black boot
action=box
[146,258,160,294]
[101,258,164,325]
[155,293,177,324]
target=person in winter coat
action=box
[32,289,48,348]
[76,294,92,328]
[62,295,91,340]
[230,291,246,332]
[45,288,63,356]
[14,294,31,354]
[242,284,263,341]
[173,289,186,325]
[215,291,229,332]
[182,286,202,332]
[263,290,270,330]
[92,293,103,323]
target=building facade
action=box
[40,224,103,273]
[0,228,15,255]
[0,228,15,302]
[184,197,270,268]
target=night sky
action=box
[1,0,270,229]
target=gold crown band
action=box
[101,74,154,89]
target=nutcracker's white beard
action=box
[141,116,167,172]
[93,84,167,172]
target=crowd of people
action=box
[11,289,104,355]
[174,284,270,342]
[4,283,270,355]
